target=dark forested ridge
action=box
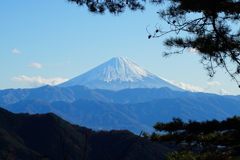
[0,107,172,160]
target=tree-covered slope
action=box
[0,107,172,160]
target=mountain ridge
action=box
[0,107,172,160]
[0,85,227,105]
[3,95,240,134]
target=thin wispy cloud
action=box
[175,82,205,92]
[11,49,22,54]
[11,75,69,87]
[207,81,221,86]
[28,62,43,68]
[27,62,63,68]
[161,77,231,95]
[219,89,230,95]
[160,77,205,92]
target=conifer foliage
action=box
[149,0,240,86]
[67,0,145,14]
[146,116,240,159]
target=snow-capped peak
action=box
[99,57,154,82]
[57,57,184,91]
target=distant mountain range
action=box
[0,107,172,160]
[2,57,240,159]
[57,57,184,91]
[3,85,239,105]
[1,57,240,134]
[1,85,240,133]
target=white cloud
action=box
[160,77,205,92]
[27,62,64,68]
[161,77,230,94]
[218,89,230,95]
[207,81,221,86]
[187,47,199,54]
[175,82,205,92]
[11,75,69,87]
[12,49,22,54]
[27,62,43,68]
[67,61,71,64]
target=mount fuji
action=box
[57,57,184,91]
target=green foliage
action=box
[166,150,240,160]
[148,116,240,159]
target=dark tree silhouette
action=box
[148,0,240,87]
[144,116,240,159]
[67,0,145,14]
[68,0,240,86]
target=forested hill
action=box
[0,107,172,160]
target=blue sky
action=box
[1,0,239,95]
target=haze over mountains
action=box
[1,57,240,134]
[1,85,240,133]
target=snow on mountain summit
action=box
[98,57,154,82]
[57,57,184,91]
